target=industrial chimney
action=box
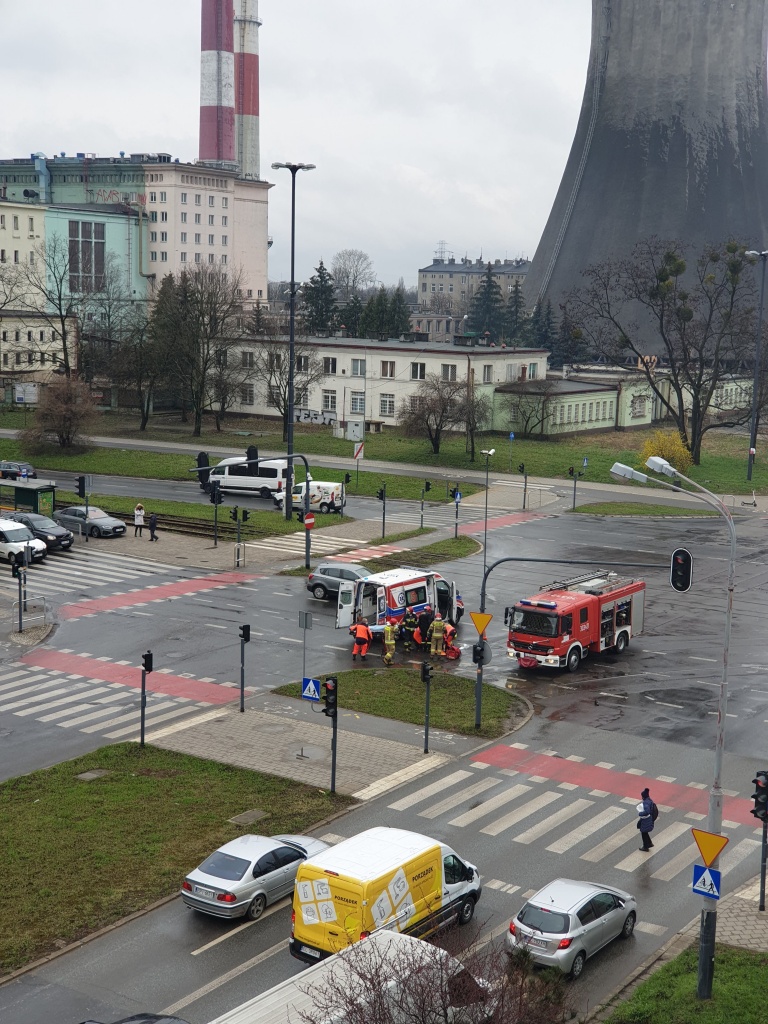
[199,0,237,167]
[526,1,768,320]
[235,0,261,179]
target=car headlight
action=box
[47,535,56,541]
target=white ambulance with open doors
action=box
[336,567,463,638]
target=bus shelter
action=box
[0,479,57,516]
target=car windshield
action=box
[88,509,110,520]
[4,527,33,543]
[33,517,58,529]
[511,608,558,637]
[518,903,570,934]
[197,851,252,881]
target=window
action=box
[241,350,254,368]
[27,351,33,365]
[588,402,593,422]
[443,855,465,886]
[149,211,158,222]
[161,252,168,262]
[194,233,201,244]
[221,235,228,246]
[380,393,395,417]
[28,217,34,233]
[411,362,426,380]
[323,357,337,374]
[350,391,365,414]
[506,364,517,382]
[160,231,167,242]
[322,389,337,411]
[195,194,201,205]
[15,352,21,365]
[195,213,201,224]
[208,215,215,226]
[13,251,18,263]
[159,191,166,202]
[221,215,228,227]
[246,288,253,298]
[381,360,395,378]
[180,252,187,262]
[208,234,215,245]
[409,395,424,412]
[528,362,538,380]
[181,212,187,224]
[482,364,492,384]
[12,215,19,231]
[581,403,586,422]
[567,404,572,423]
[221,254,227,265]
[351,358,366,377]
[609,400,614,419]
[602,400,608,420]
[631,396,647,418]
[28,251,34,265]
[150,251,157,261]
[1,355,6,367]
[195,253,201,263]
[559,405,564,425]
[441,363,457,382]
[208,195,215,206]
[68,220,106,291]
[180,232,187,243]
[0,215,4,229]
[150,231,157,242]
[181,192,187,204]
[580,607,589,625]
[240,384,254,405]
[0,250,4,262]
[222,196,228,208]
[149,192,156,202]
[160,211,168,222]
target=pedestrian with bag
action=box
[382,617,397,666]
[637,787,657,850]
[148,512,159,542]
[349,615,372,661]
[428,612,446,658]
[134,503,145,538]
[402,606,418,651]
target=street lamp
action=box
[744,250,768,481]
[611,456,735,1000]
[271,161,316,520]
[481,449,496,582]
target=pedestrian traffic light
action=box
[568,466,574,477]
[241,509,249,522]
[230,506,239,522]
[518,463,525,475]
[750,770,768,820]
[322,676,338,717]
[240,624,251,643]
[209,481,223,505]
[76,475,87,499]
[424,480,431,492]
[344,473,351,484]
[472,641,485,665]
[449,487,457,499]
[11,562,20,579]
[142,650,153,674]
[670,547,693,593]
[420,661,432,685]
[377,487,385,502]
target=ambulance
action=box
[335,567,463,638]
[289,827,481,963]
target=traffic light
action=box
[241,509,250,523]
[449,487,457,499]
[568,466,574,477]
[322,676,338,717]
[344,472,351,484]
[209,481,223,505]
[472,641,485,665]
[240,624,251,643]
[750,770,768,821]
[11,562,20,579]
[230,506,239,522]
[420,661,432,685]
[76,475,86,499]
[142,650,153,674]
[518,463,525,475]
[376,487,385,502]
[424,480,431,492]
[670,548,693,593]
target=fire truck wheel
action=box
[566,647,581,673]
[615,631,628,654]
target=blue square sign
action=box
[692,864,721,901]
[301,677,321,702]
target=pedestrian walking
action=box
[349,616,373,661]
[637,787,655,850]
[134,503,145,538]
[402,606,418,651]
[428,612,446,658]
[148,512,158,542]
[382,617,397,666]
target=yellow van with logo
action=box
[289,827,481,963]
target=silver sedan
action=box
[53,506,127,539]
[181,834,330,921]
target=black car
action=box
[0,460,37,480]
[4,511,74,550]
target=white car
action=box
[0,518,47,564]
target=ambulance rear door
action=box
[336,581,356,628]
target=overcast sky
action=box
[1,1,591,286]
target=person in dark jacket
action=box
[417,606,434,648]
[148,512,159,541]
[637,787,655,850]
[402,606,418,651]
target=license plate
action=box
[528,937,548,949]
[301,946,321,958]
[194,886,215,899]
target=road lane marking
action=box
[614,821,690,872]
[547,807,627,854]
[388,770,473,811]
[480,791,562,837]
[418,778,502,820]
[689,656,718,662]
[513,799,594,845]
[190,898,290,955]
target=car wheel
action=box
[246,894,267,921]
[569,951,586,980]
[615,632,628,654]
[319,502,330,514]
[89,526,101,538]
[260,487,272,499]
[312,584,328,600]
[621,911,636,939]
[566,647,581,673]
[8,552,17,565]
[457,897,475,926]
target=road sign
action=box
[470,611,493,635]
[299,611,313,630]
[353,442,365,461]
[691,828,729,867]
[304,512,315,530]
[583,457,588,468]
[509,432,515,441]
[301,677,321,702]
[454,491,462,503]
[692,864,721,900]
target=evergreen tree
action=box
[386,285,412,337]
[506,280,527,344]
[467,263,505,342]
[302,260,336,334]
[359,286,390,337]
[335,295,364,337]
[549,306,586,367]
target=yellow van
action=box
[289,827,481,964]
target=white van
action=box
[206,457,289,499]
[274,480,346,514]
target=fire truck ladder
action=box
[539,571,613,592]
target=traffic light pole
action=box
[420,488,425,531]
[240,636,245,713]
[760,819,767,912]
[424,665,431,754]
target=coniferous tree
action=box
[386,285,412,337]
[467,263,505,342]
[302,260,336,334]
[359,286,390,337]
[549,307,586,367]
[506,279,527,344]
[335,294,364,337]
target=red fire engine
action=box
[506,571,646,673]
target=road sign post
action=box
[299,610,313,685]
[454,490,461,539]
[469,611,493,729]
[354,441,364,487]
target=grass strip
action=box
[273,667,523,738]
[602,944,768,1023]
[361,536,481,572]
[573,502,718,517]
[0,743,352,975]
[278,528,437,576]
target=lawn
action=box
[603,944,768,1024]
[574,502,718,517]
[273,667,524,738]
[0,743,352,974]
[359,536,481,572]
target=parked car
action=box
[78,1016,191,1024]
[182,833,329,921]
[0,518,47,564]
[0,460,37,480]
[53,506,126,538]
[306,562,368,601]
[4,511,74,551]
[507,878,636,979]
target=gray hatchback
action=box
[306,562,368,601]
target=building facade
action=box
[417,256,530,312]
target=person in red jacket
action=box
[350,615,373,661]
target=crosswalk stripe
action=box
[388,770,474,811]
[512,798,594,845]
[418,778,501,820]
[34,689,130,721]
[0,673,52,694]
[0,549,184,596]
[15,684,102,716]
[651,844,700,882]
[0,668,36,685]
[102,705,198,738]
[448,784,532,827]
[60,700,178,729]
[721,838,762,876]
[546,807,627,854]
[0,683,75,711]
[480,791,563,837]
[613,821,691,872]
[580,820,639,863]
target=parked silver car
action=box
[306,562,368,601]
[507,878,636,978]
[53,506,127,538]
[182,834,330,921]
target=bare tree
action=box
[0,258,24,313]
[458,380,492,462]
[21,378,98,449]
[399,373,466,455]
[250,330,327,440]
[206,344,258,431]
[16,236,83,377]
[331,248,376,300]
[109,304,168,431]
[502,378,561,438]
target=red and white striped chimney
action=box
[199,0,236,166]
[234,0,261,178]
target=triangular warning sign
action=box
[691,828,729,868]
[470,612,493,636]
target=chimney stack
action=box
[199,0,237,167]
[234,0,261,179]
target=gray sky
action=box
[1,1,591,285]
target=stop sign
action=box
[304,512,315,529]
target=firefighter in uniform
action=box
[350,615,372,661]
[383,617,397,666]
[427,612,446,658]
[417,606,434,650]
[402,606,418,651]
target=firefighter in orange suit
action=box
[350,616,372,661]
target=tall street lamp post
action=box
[611,457,735,1000]
[481,448,495,583]
[745,250,768,482]
[271,161,316,520]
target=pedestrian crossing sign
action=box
[302,677,321,702]
[692,864,721,900]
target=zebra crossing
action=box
[245,533,360,557]
[0,547,182,597]
[363,504,516,528]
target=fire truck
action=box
[505,571,646,673]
